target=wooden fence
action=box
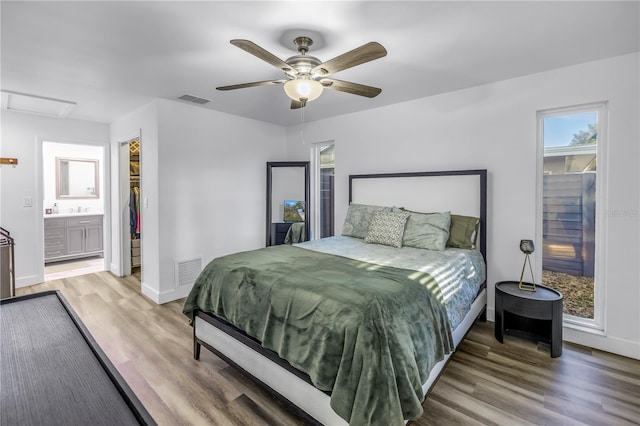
[543,173,595,277]
[319,169,334,238]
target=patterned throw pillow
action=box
[364,211,410,248]
[342,204,392,239]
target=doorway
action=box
[119,137,141,278]
[42,141,106,281]
[312,142,335,239]
[129,139,141,278]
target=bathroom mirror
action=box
[56,157,100,199]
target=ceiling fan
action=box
[216,37,387,109]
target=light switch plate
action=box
[23,196,33,207]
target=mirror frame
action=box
[266,161,310,246]
[56,157,100,199]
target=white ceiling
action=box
[2,1,638,127]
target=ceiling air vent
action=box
[179,94,210,105]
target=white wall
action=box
[285,53,640,359]
[156,100,287,302]
[111,99,287,303]
[0,111,110,287]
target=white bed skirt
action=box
[194,287,487,425]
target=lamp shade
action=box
[284,79,323,102]
[520,239,535,254]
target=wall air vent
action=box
[175,257,202,288]
[178,94,210,105]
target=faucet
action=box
[77,206,82,213]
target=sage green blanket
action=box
[183,245,453,425]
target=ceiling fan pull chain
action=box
[300,100,306,144]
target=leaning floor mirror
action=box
[266,161,310,246]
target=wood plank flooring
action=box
[16,272,640,425]
[43,257,105,281]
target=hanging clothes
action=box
[134,187,141,234]
[130,188,138,235]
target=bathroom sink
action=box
[45,212,103,218]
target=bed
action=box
[183,169,487,425]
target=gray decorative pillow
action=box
[394,208,450,251]
[364,211,410,248]
[342,204,392,239]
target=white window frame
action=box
[536,102,608,334]
[310,140,335,241]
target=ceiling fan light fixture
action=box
[284,79,323,102]
[218,38,386,108]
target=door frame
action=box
[115,135,140,277]
[38,139,110,282]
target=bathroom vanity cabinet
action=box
[44,215,103,263]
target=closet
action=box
[129,139,141,269]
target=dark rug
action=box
[1,292,154,425]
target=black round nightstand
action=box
[495,281,564,357]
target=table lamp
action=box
[518,239,536,291]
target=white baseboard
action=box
[141,282,193,305]
[109,262,121,277]
[564,328,640,360]
[15,275,42,288]
[140,282,160,303]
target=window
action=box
[537,103,607,331]
[312,142,335,239]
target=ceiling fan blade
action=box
[290,99,306,109]
[312,42,387,76]
[320,78,382,98]
[230,39,296,75]
[216,80,286,91]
